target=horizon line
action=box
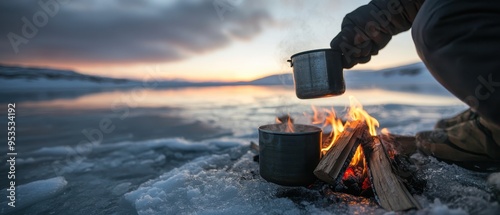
[0,61,423,83]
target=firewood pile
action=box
[314,120,424,211]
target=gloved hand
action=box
[331,0,425,68]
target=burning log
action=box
[364,137,422,211]
[313,120,422,211]
[313,120,369,184]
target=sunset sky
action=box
[0,0,420,82]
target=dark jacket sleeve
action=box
[342,0,425,50]
[331,0,425,68]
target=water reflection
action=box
[20,85,461,110]
[17,86,460,137]
[3,86,465,151]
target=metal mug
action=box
[288,49,345,99]
[258,124,322,186]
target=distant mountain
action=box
[343,62,451,95]
[245,62,450,96]
[0,62,448,95]
[0,65,130,83]
[245,62,439,86]
[345,62,430,86]
[246,62,433,85]
[246,74,294,86]
[0,65,141,91]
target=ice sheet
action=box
[0,177,68,214]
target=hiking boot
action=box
[435,108,479,129]
[416,117,500,172]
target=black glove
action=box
[331,0,425,68]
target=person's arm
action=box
[331,0,425,68]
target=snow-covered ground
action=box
[1,63,499,214]
[3,111,499,214]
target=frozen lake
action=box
[1,85,499,215]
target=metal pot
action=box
[258,124,322,186]
[288,49,345,99]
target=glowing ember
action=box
[342,167,356,181]
[361,177,371,190]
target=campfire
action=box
[271,96,423,211]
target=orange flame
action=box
[347,96,379,136]
[344,96,377,179]
[381,128,390,135]
[349,145,364,166]
[286,117,294,133]
[315,96,379,156]
[276,115,295,133]
[289,97,380,186]
[321,108,344,154]
[309,96,379,183]
[310,105,324,124]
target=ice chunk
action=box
[0,177,68,214]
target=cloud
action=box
[0,0,273,65]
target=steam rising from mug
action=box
[288,49,345,99]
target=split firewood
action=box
[314,120,370,184]
[379,134,417,156]
[365,136,422,211]
[378,135,427,195]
